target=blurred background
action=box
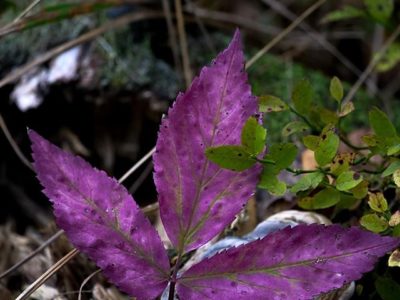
[0,0,400,299]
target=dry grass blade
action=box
[0,230,64,280]
[261,0,381,95]
[246,0,328,68]
[0,10,163,89]
[15,248,80,300]
[161,0,181,73]
[0,113,33,170]
[175,0,192,87]
[78,269,102,300]
[12,0,41,24]
[342,22,400,104]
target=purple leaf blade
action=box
[29,130,170,300]
[154,29,261,252]
[177,224,400,299]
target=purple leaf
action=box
[177,224,400,299]
[29,130,170,300]
[153,30,261,252]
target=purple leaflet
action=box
[177,224,400,299]
[153,29,261,253]
[29,130,170,300]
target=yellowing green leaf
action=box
[339,102,355,117]
[336,171,363,191]
[393,169,400,187]
[322,5,366,23]
[290,172,324,193]
[298,188,340,210]
[377,42,400,72]
[393,224,400,237]
[387,144,400,156]
[360,213,389,233]
[330,77,343,103]
[282,121,309,137]
[303,135,320,151]
[241,117,266,155]
[362,134,378,147]
[350,180,369,200]
[365,0,394,23]
[292,79,314,115]
[265,143,297,170]
[388,249,400,267]
[317,107,339,125]
[205,145,255,171]
[382,160,400,177]
[389,211,400,227]
[258,165,286,196]
[259,95,289,113]
[369,107,398,141]
[368,192,388,213]
[315,126,339,166]
[330,153,355,176]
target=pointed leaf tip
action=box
[177,224,400,299]
[154,31,260,252]
[29,131,170,299]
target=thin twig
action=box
[342,22,400,104]
[78,269,102,300]
[0,230,64,280]
[0,114,33,170]
[175,0,192,87]
[246,0,327,68]
[0,10,163,89]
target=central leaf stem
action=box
[168,252,183,300]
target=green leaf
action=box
[315,126,340,166]
[259,95,289,112]
[330,77,344,103]
[265,143,297,170]
[292,79,314,115]
[339,102,355,117]
[376,277,400,300]
[362,134,378,147]
[368,192,388,212]
[393,169,400,187]
[290,172,324,193]
[336,171,363,191]
[336,194,360,210]
[365,0,394,23]
[241,117,266,155]
[258,165,286,196]
[369,107,398,141]
[377,42,400,72]
[298,188,340,210]
[205,146,255,171]
[322,5,366,23]
[387,144,400,156]
[317,107,339,125]
[393,224,400,237]
[350,180,369,200]
[360,213,389,233]
[282,121,309,137]
[303,135,320,151]
[382,160,400,177]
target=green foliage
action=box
[282,121,309,137]
[290,172,324,193]
[292,79,314,115]
[360,213,389,233]
[259,95,288,113]
[364,0,394,23]
[298,188,341,210]
[329,77,343,103]
[314,125,340,166]
[241,117,267,155]
[205,145,255,171]
[336,171,363,191]
[322,6,366,23]
[375,277,400,300]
